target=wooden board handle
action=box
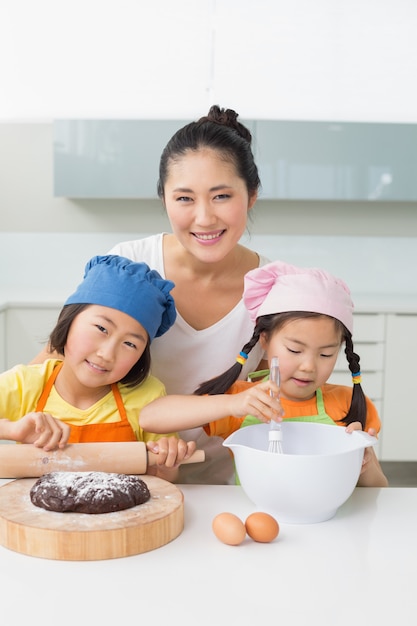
[0,442,205,478]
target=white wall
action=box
[1,0,417,301]
[1,0,417,122]
[1,232,416,302]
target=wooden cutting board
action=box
[0,476,184,561]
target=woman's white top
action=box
[109,233,270,484]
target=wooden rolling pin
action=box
[0,442,205,478]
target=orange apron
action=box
[35,361,137,443]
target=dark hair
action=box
[157,104,261,199]
[48,303,151,388]
[194,311,367,429]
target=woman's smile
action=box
[192,229,226,244]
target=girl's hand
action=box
[358,446,389,486]
[231,380,284,424]
[6,412,71,451]
[359,428,379,478]
[344,421,364,433]
[344,423,373,474]
[345,423,377,436]
[146,437,197,469]
[344,423,388,486]
[361,447,373,475]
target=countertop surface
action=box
[0,480,415,626]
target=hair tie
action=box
[236,351,248,366]
[352,371,362,384]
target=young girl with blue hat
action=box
[140,260,388,487]
[0,255,195,481]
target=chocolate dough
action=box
[30,471,151,514]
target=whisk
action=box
[268,356,283,453]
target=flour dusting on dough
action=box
[30,471,150,514]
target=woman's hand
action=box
[2,412,71,451]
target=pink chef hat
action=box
[243,260,354,333]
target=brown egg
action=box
[212,512,247,546]
[245,512,279,543]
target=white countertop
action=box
[0,480,415,626]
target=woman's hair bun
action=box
[201,105,252,143]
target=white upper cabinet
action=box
[54,120,188,198]
[53,119,258,199]
[255,121,417,201]
[54,120,417,201]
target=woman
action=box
[109,105,269,483]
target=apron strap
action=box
[111,383,128,421]
[35,361,64,412]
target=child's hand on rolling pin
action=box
[146,436,197,468]
[0,412,71,451]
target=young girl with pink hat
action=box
[140,260,388,487]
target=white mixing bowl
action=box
[223,421,377,524]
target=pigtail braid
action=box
[342,332,367,429]
[194,326,262,395]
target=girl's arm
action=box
[357,446,389,487]
[139,380,282,433]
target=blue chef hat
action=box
[65,255,176,341]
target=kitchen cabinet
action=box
[54,120,184,198]
[54,120,256,198]
[380,313,417,460]
[54,119,417,200]
[329,313,385,405]
[5,306,61,370]
[255,120,417,200]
